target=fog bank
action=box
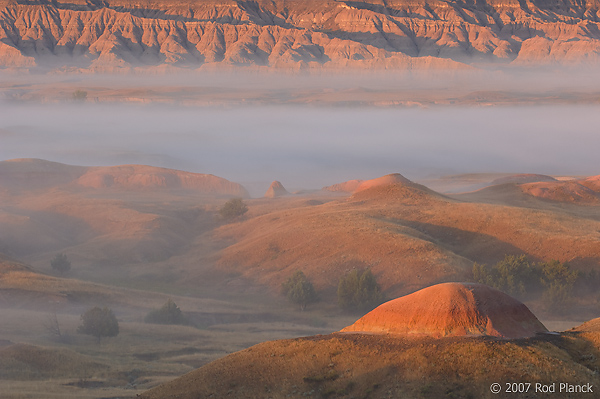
[0,101,598,196]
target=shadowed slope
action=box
[341,283,548,338]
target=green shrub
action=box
[472,255,541,298]
[337,269,385,312]
[77,307,119,343]
[50,253,71,276]
[539,260,578,311]
[144,299,188,325]
[281,271,317,311]
[473,255,582,314]
[219,198,248,220]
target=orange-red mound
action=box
[341,283,547,339]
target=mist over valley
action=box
[1,0,600,394]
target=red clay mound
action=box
[341,283,547,339]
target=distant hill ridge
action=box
[0,159,249,196]
[2,0,600,70]
[465,172,600,204]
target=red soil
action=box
[341,283,548,339]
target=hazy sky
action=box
[1,100,599,196]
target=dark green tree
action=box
[144,298,188,325]
[540,260,579,311]
[473,255,582,314]
[472,254,541,298]
[281,271,318,311]
[51,253,71,276]
[77,307,119,343]
[337,269,385,312]
[219,198,248,220]
[337,269,360,311]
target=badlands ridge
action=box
[2,0,600,70]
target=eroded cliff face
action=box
[1,0,600,70]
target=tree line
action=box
[281,268,385,313]
[472,254,599,312]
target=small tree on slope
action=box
[51,253,71,276]
[282,271,318,311]
[77,307,119,343]
[338,269,385,313]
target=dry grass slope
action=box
[215,178,600,299]
[139,318,600,399]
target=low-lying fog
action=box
[1,71,600,197]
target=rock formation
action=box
[264,180,288,198]
[2,0,600,71]
[341,282,548,339]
